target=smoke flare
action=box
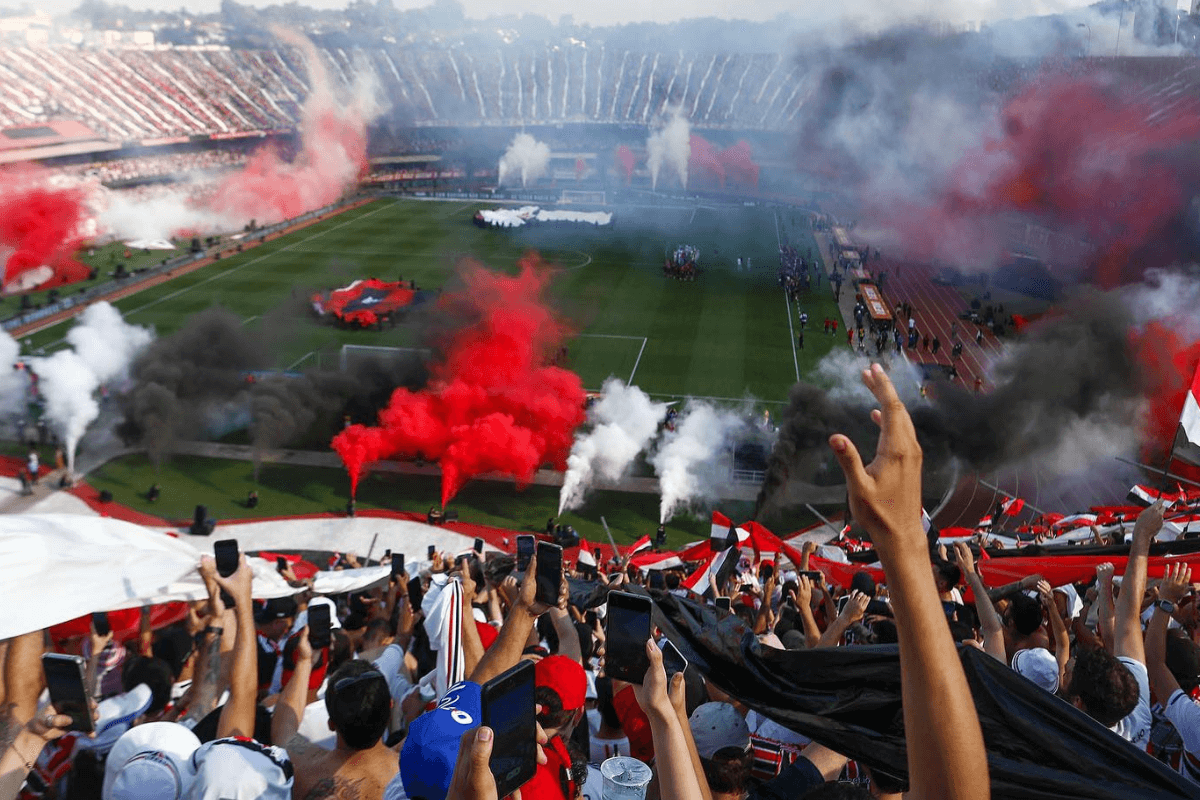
[0,167,91,292]
[332,256,586,505]
[559,378,667,514]
[498,133,552,188]
[652,401,746,523]
[647,111,690,190]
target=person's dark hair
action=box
[871,618,899,644]
[701,750,753,794]
[152,625,195,679]
[1064,647,1139,727]
[342,612,367,633]
[536,614,560,654]
[733,604,755,627]
[328,630,354,675]
[1008,593,1043,637]
[665,572,681,591]
[535,685,575,731]
[574,622,594,661]
[122,655,174,715]
[566,742,589,797]
[850,571,876,598]
[1165,630,1200,694]
[324,661,391,750]
[594,677,622,730]
[801,783,875,799]
[363,618,391,646]
[948,620,976,644]
[931,558,962,591]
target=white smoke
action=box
[558,378,667,514]
[652,401,746,523]
[812,348,927,406]
[498,133,551,187]
[0,329,24,411]
[34,302,152,472]
[647,110,691,190]
[98,185,225,242]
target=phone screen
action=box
[516,535,535,572]
[42,654,93,733]
[214,539,239,578]
[391,554,406,577]
[482,661,538,798]
[715,597,732,611]
[649,572,666,590]
[662,640,688,681]
[276,556,288,571]
[91,612,110,638]
[799,570,823,583]
[535,542,563,607]
[474,537,485,555]
[604,591,652,683]
[307,603,332,649]
[427,544,437,560]
[407,576,424,610]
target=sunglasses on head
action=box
[334,669,386,696]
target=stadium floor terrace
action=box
[25,196,840,404]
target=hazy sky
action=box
[8,0,1123,27]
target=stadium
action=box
[5,2,1200,799]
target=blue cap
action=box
[400,682,481,800]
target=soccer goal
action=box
[560,190,606,205]
[339,344,431,372]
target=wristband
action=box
[1155,599,1176,615]
[203,625,224,636]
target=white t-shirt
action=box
[1163,689,1200,784]
[1111,657,1152,751]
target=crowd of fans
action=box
[2,366,1197,800]
[55,150,250,186]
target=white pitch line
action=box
[285,351,315,370]
[577,333,646,340]
[628,337,648,385]
[784,289,800,383]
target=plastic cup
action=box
[600,756,653,800]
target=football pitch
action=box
[27,197,842,403]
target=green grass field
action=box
[25,197,842,403]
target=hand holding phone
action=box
[391,553,406,578]
[661,640,688,681]
[427,544,437,560]
[213,539,239,578]
[516,535,535,572]
[307,602,332,649]
[42,654,94,733]
[715,597,732,611]
[535,542,563,608]
[481,662,538,798]
[604,591,653,684]
[474,537,485,555]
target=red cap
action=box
[534,654,586,711]
[476,621,498,650]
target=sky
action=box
[6,0,1125,27]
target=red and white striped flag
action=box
[711,511,749,550]
[629,535,652,555]
[577,540,596,569]
[682,548,736,593]
[1001,496,1025,516]
[1182,360,1200,445]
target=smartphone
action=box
[535,542,563,607]
[384,549,392,561]
[604,591,652,684]
[661,640,688,681]
[474,537,485,555]
[307,603,332,649]
[91,611,111,638]
[408,576,425,610]
[715,597,732,611]
[481,661,538,798]
[42,654,94,733]
[276,556,287,571]
[799,570,823,583]
[648,572,666,590]
[427,544,437,560]
[837,595,850,614]
[516,535,535,572]
[391,554,406,577]
[214,539,239,578]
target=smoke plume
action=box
[205,29,381,226]
[497,133,552,188]
[332,256,586,505]
[652,400,746,523]
[558,378,667,514]
[0,330,24,412]
[647,111,690,190]
[34,302,152,471]
[0,167,91,292]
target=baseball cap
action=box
[400,681,482,800]
[535,655,586,711]
[103,722,201,800]
[76,684,154,756]
[689,702,751,760]
[1011,648,1060,694]
[253,597,297,625]
[475,621,498,650]
[306,597,342,630]
[188,737,293,800]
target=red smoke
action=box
[615,146,635,184]
[689,136,725,188]
[0,167,91,290]
[1132,321,1200,465]
[718,140,760,189]
[331,256,586,506]
[888,74,1200,287]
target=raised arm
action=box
[272,626,313,746]
[178,560,228,725]
[816,590,868,648]
[828,364,988,800]
[469,557,549,685]
[1095,563,1116,653]
[211,554,256,739]
[1146,562,1190,702]
[954,542,1004,663]
[793,576,822,649]
[631,641,705,800]
[1037,580,1070,685]
[1114,503,1164,663]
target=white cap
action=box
[688,702,750,760]
[77,684,154,756]
[103,722,201,800]
[188,738,293,800]
[1011,648,1060,694]
[307,597,342,630]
